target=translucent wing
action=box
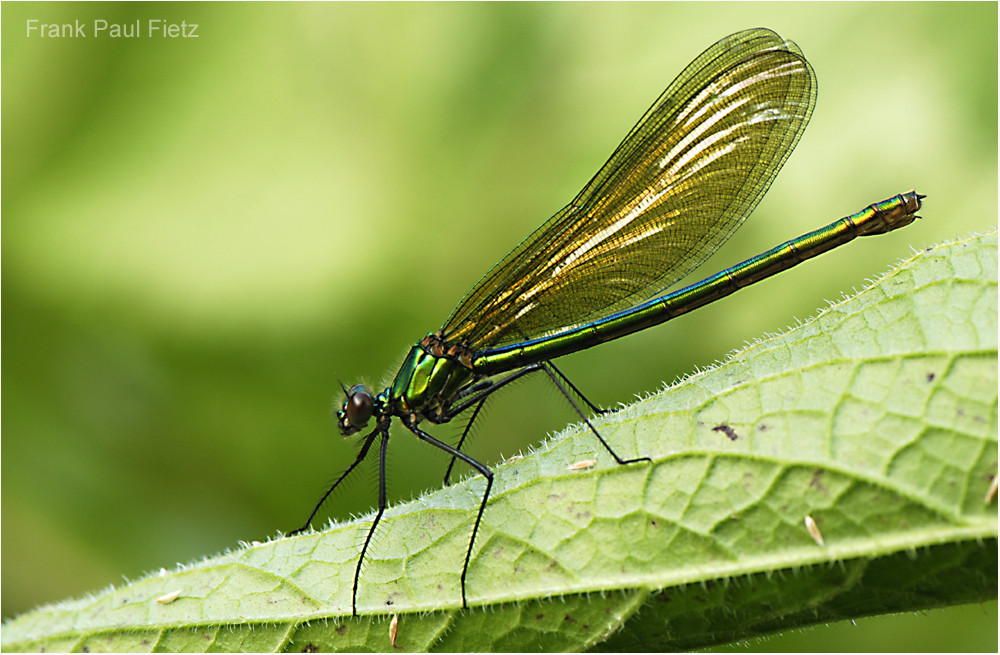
[442,29,816,352]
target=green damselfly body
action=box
[291,28,923,615]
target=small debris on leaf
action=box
[804,515,825,546]
[389,613,399,648]
[155,589,182,604]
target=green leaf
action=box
[4,230,997,653]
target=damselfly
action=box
[291,28,922,615]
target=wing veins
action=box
[442,28,816,352]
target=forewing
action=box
[442,29,816,351]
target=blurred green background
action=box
[3,2,996,649]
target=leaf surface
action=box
[4,231,997,653]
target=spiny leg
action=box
[438,366,548,482]
[447,365,543,418]
[546,360,611,415]
[405,417,493,610]
[289,425,381,536]
[440,364,557,482]
[540,361,651,466]
[443,396,488,485]
[352,421,391,616]
[441,361,643,478]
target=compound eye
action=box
[345,385,374,429]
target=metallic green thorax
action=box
[388,334,475,423]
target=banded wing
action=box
[442,28,816,352]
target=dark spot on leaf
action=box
[564,615,577,624]
[712,424,739,441]
[758,423,769,431]
[809,469,828,494]
[302,645,319,653]
[926,372,936,382]
[336,625,348,635]
[536,614,545,621]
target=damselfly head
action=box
[337,384,374,435]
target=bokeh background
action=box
[3,2,996,649]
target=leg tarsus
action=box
[540,362,650,466]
